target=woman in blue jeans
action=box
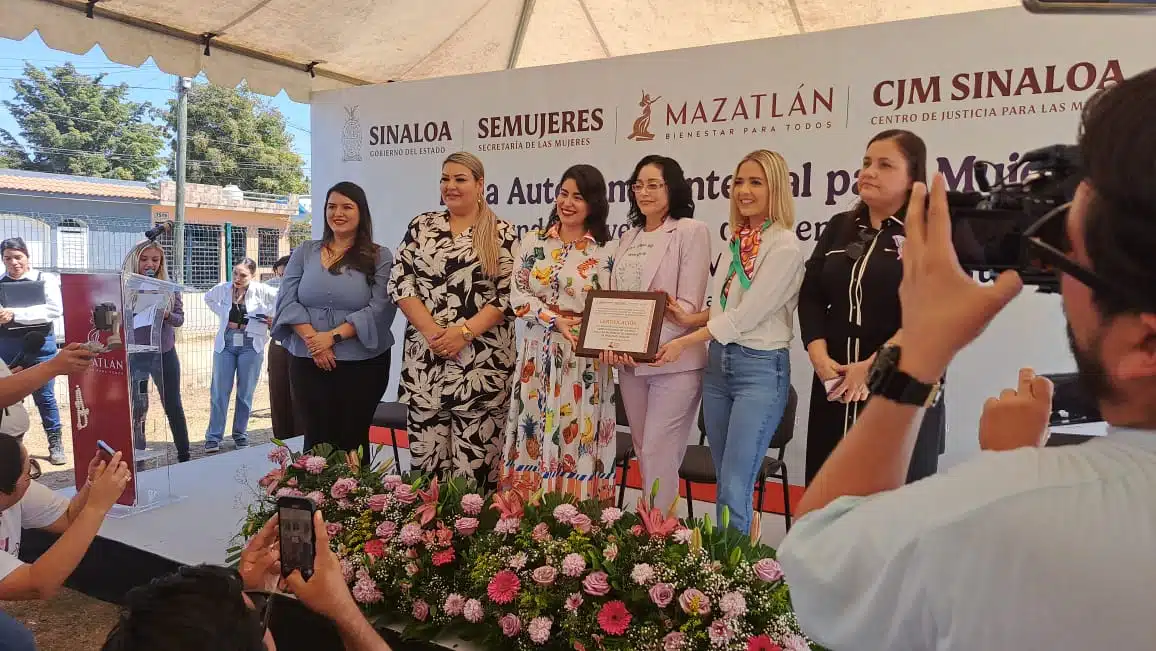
[203,258,276,453]
[0,237,65,465]
[652,149,804,535]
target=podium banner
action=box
[60,272,136,506]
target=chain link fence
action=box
[0,210,278,449]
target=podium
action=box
[60,271,188,517]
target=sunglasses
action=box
[1023,201,1152,310]
[844,228,878,261]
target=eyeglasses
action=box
[244,590,276,636]
[844,229,878,261]
[27,458,41,481]
[631,181,666,194]
[1023,201,1153,310]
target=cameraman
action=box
[779,67,1156,649]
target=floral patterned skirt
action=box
[499,329,617,501]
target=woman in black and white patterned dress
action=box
[388,151,518,492]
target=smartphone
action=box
[96,440,116,460]
[277,496,317,580]
[823,377,843,394]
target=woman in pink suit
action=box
[603,155,711,512]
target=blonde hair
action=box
[443,151,501,279]
[729,149,796,235]
[122,239,173,312]
[123,240,169,281]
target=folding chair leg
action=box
[781,471,792,531]
[390,430,402,472]
[617,457,631,508]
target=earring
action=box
[477,198,483,208]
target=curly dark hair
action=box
[625,155,695,229]
[544,164,612,245]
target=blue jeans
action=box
[205,337,263,444]
[0,610,35,650]
[701,342,790,534]
[0,331,62,434]
[130,349,191,459]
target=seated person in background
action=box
[101,511,391,651]
[0,436,131,602]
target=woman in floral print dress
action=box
[500,164,617,501]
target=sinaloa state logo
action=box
[627,91,662,142]
[342,106,363,162]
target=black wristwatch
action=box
[332,332,344,344]
[865,344,943,408]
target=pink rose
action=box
[630,524,644,536]
[455,517,479,536]
[412,599,430,621]
[460,493,484,515]
[394,484,417,504]
[582,571,611,596]
[531,565,557,585]
[405,562,420,576]
[678,588,710,615]
[570,513,593,533]
[375,520,397,540]
[532,522,551,542]
[368,494,389,512]
[649,582,674,608]
[330,477,358,499]
[305,491,326,507]
[753,558,784,582]
[499,613,521,637]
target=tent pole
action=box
[507,0,536,69]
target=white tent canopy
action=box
[2,0,1018,102]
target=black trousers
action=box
[267,343,301,440]
[130,349,190,461]
[804,373,945,486]
[289,351,391,459]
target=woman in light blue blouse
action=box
[272,181,397,459]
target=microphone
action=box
[144,221,172,241]
[9,331,46,370]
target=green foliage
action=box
[166,81,307,194]
[1,62,166,180]
[289,220,312,248]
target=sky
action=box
[0,32,312,179]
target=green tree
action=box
[0,129,30,169]
[1,62,166,180]
[169,81,307,195]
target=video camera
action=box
[946,144,1083,293]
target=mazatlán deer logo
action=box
[627,92,662,142]
[342,106,363,162]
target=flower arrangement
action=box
[231,442,816,651]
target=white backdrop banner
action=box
[310,7,1156,486]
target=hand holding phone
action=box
[277,496,317,580]
[96,439,116,460]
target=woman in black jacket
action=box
[798,129,946,486]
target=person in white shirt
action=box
[203,258,277,453]
[0,237,67,465]
[0,434,131,600]
[652,149,804,535]
[778,66,1156,650]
